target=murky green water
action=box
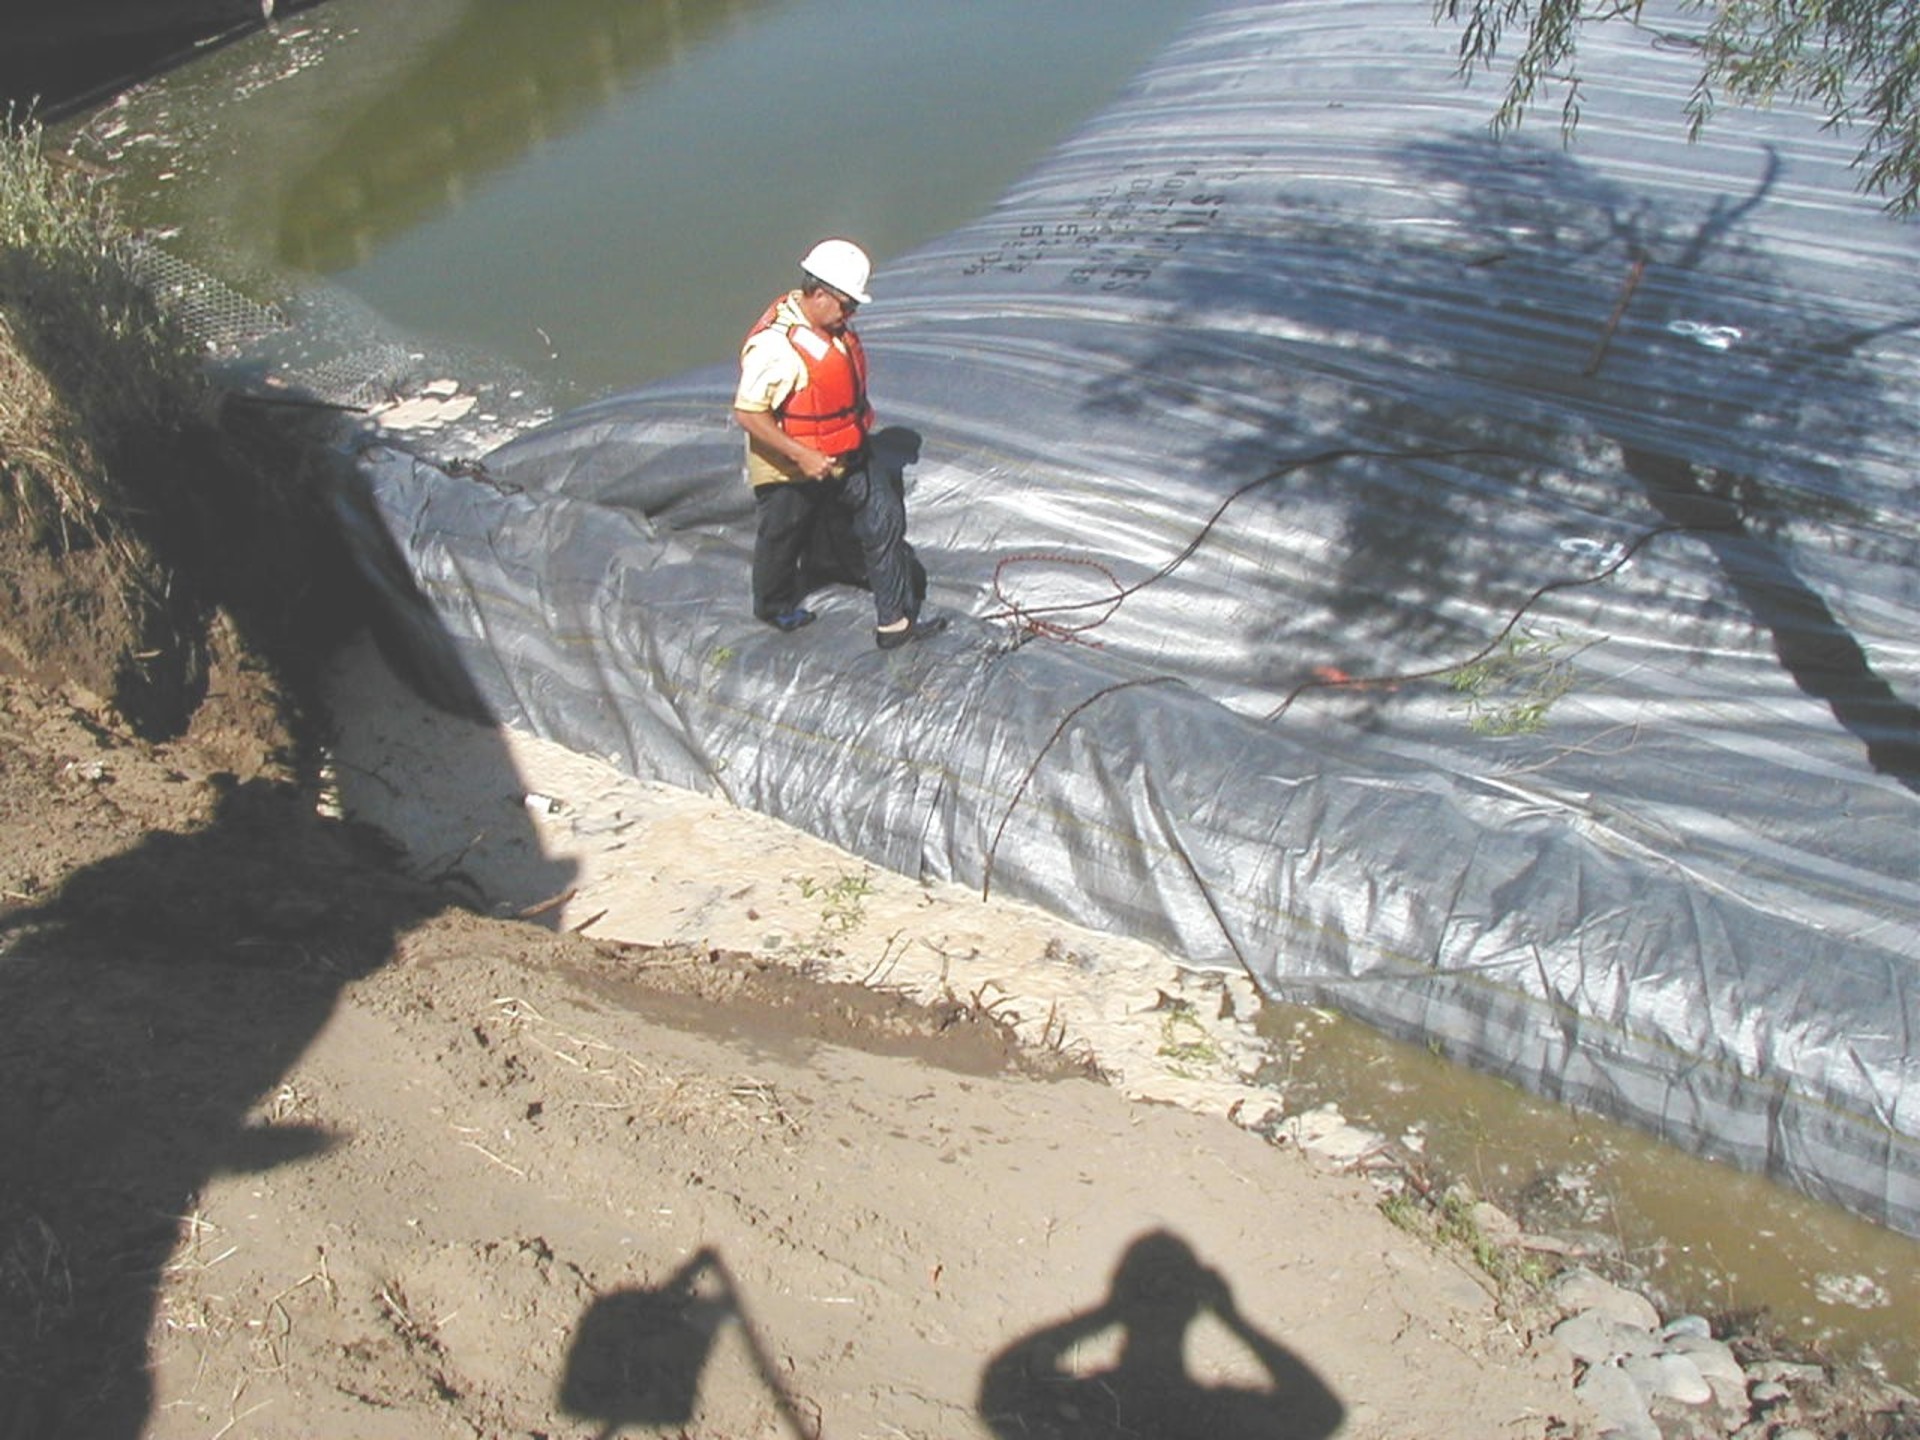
[1264,1004,1920,1388]
[52,0,1919,1391]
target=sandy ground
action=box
[0,631,1593,1439]
[316,632,1292,1125]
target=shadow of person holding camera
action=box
[978,1229,1344,1440]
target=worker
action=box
[732,238,944,649]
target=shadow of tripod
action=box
[558,1247,817,1440]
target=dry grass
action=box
[2,107,370,741]
[1,107,223,732]
[0,1207,75,1383]
[485,992,807,1148]
[0,108,206,552]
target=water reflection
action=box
[65,0,1212,402]
[275,0,770,272]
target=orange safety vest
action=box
[746,299,872,457]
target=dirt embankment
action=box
[0,532,1592,1440]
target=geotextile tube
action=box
[349,0,1920,1232]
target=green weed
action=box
[793,869,874,939]
[1155,999,1222,1076]
[1379,1184,1550,1295]
[1448,628,1593,736]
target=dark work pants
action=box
[751,454,926,627]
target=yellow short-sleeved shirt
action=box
[734,291,856,486]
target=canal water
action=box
[51,0,1918,1389]
[1265,1005,1919,1389]
[64,0,1211,410]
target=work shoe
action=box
[767,608,814,632]
[874,615,948,650]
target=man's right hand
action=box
[794,446,840,481]
[733,406,841,481]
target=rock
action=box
[1575,1359,1660,1440]
[1664,1333,1749,1420]
[1665,1334,1742,1385]
[1747,1360,1826,1389]
[1661,1314,1713,1341]
[1554,1309,1659,1365]
[377,392,479,429]
[1622,1350,1713,1406]
[1283,1102,1384,1166]
[1471,1198,1521,1244]
[1550,1267,1662,1332]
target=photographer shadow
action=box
[978,1230,1343,1440]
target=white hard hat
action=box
[800,238,873,305]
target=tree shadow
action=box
[1078,125,1919,781]
[558,1247,817,1440]
[1395,134,1920,788]
[977,1229,1343,1440]
[1620,445,1920,782]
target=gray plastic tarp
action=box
[349,0,1920,1233]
